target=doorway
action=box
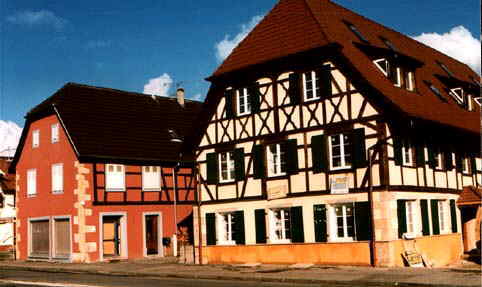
[103,216,122,257]
[144,213,163,257]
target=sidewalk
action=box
[0,259,480,287]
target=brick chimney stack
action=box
[176,88,185,108]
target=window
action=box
[382,38,397,52]
[51,164,63,194]
[237,88,251,116]
[27,169,37,196]
[437,61,454,77]
[30,220,49,257]
[405,71,415,91]
[373,58,389,77]
[302,71,320,101]
[347,23,368,43]
[405,201,417,236]
[32,130,39,148]
[334,203,355,241]
[51,124,59,143]
[105,164,125,191]
[219,151,235,182]
[269,208,291,243]
[450,88,464,105]
[434,150,443,170]
[267,143,286,177]
[142,166,161,191]
[216,213,236,245]
[461,156,469,174]
[394,67,402,87]
[438,201,449,233]
[402,141,413,166]
[329,134,351,170]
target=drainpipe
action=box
[196,165,203,265]
[172,167,178,257]
[367,146,377,267]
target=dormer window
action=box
[449,88,464,105]
[405,71,415,91]
[346,23,368,43]
[474,97,482,107]
[381,37,397,52]
[429,84,443,99]
[437,61,454,78]
[393,67,402,87]
[373,58,389,76]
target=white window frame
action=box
[51,163,63,194]
[268,208,291,244]
[329,133,351,170]
[434,150,443,170]
[330,203,355,242]
[105,164,126,192]
[462,157,469,174]
[438,200,449,234]
[266,143,286,177]
[27,169,37,197]
[302,70,320,101]
[406,71,415,91]
[402,141,413,166]
[237,88,251,116]
[405,200,420,237]
[218,152,235,183]
[450,88,464,105]
[394,67,402,87]
[216,212,236,246]
[51,124,59,143]
[32,129,40,148]
[142,166,161,191]
[373,58,389,77]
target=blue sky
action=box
[0,0,480,128]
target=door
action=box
[103,216,121,257]
[145,215,159,255]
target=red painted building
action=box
[9,83,202,262]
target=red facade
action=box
[16,114,195,262]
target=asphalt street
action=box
[0,269,386,287]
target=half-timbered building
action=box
[193,0,481,267]
[10,83,201,262]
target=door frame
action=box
[142,212,163,257]
[52,215,72,260]
[99,212,128,261]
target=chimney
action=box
[176,88,185,108]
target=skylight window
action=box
[381,37,397,52]
[470,76,482,87]
[429,84,443,99]
[450,88,464,105]
[346,23,368,43]
[437,61,454,78]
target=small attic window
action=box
[437,61,454,78]
[449,87,464,105]
[346,23,369,43]
[373,58,389,76]
[474,97,482,107]
[429,84,444,99]
[470,76,482,87]
[381,37,397,52]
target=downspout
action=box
[196,165,203,264]
[367,146,377,267]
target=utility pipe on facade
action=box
[367,146,377,267]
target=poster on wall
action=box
[330,176,349,194]
[267,185,288,200]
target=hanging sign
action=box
[330,176,349,194]
[267,185,288,200]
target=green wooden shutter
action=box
[455,153,463,172]
[205,213,216,246]
[415,142,425,167]
[427,144,436,168]
[225,90,235,119]
[313,204,327,242]
[248,84,261,113]
[420,200,430,236]
[290,206,304,243]
[319,64,332,97]
[450,199,457,233]
[206,153,218,184]
[352,129,367,168]
[253,145,266,179]
[444,151,454,171]
[354,201,372,241]
[254,209,267,244]
[471,157,477,175]
[285,139,299,175]
[393,136,403,166]
[397,200,407,239]
[234,148,245,181]
[311,135,328,173]
[288,73,301,105]
[233,211,245,245]
[431,200,440,235]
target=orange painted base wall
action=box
[205,242,371,266]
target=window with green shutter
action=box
[225,90,235,119]
[253,145,266,179]
[427,144,436,168]
[290,206,304,243]
[319,64,332,97]
[351,129,367,168]
[397,200,407,239]
[311,135,328,173]
[233,148,245,181]
[233,211,246,245]
[355,201,372,241]
[205,213,216,246]
[415,142,425,167]
[285,139,299,175]
[430,200,440,235]
[449,200,457,233]
[444,151,454,170]
[393,136,403,166]
[288,73,301,105]
[470,157,477,175]
[248,84,261,113]
[313,204,327,242]
[206,153,218,184]
[255,209,267,244]
[420,200,430,236]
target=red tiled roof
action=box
[211,0,480,134]
[458,186,482,205]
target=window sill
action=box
[304,97,321,103]
[105,189,126,192]
[236,112,251,118]
[27,195,37,198]
[329,237,354,243]
[52,191,63,195]
[268,239,291,244]
[329,167,352,172]
[142,188,161,192]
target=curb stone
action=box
[0,265,479,287]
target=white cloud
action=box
[0,121,22,157]
[6,10,67,30]
[412,26,481,74]
[143,73,173,97]
[215,15,263,62]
